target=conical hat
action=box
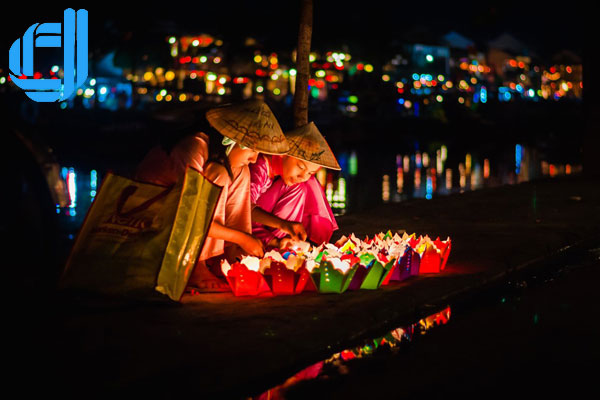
[205,100,289,155]
[284,122,341,170]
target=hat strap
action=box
[221,136,248,155]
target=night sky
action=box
[1,1,584,68]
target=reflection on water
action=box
[57,167,99,230]
[323,143,582,215]
[255,306,451,400]
[57,143,582,233]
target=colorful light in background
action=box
[332,178,346,210]
[90,169,97,198]
[403,155,410,172]
[396,166,404,194]
[445,168,452,190]
[483,159,490,179]
[382,175,390,202]
[458,163,466,189]
[414,169,421,188]
[541,161,549,176]
[515,144,523,174]
[67,168,77,216]
[349,151,358,176]
[326,181,333,204]
[440,145,447,162]
[52,32,580,113]
[426,174,433,200]
[465,153,472,175]
[471,163,482,189]
[436,149,443,174]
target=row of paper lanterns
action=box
[220,231,452,296]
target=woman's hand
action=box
[334,235,349,248]
[280,221,307,241]
[238,233,265,258]
[278,237,294,250]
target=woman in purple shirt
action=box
[250,122,341,249]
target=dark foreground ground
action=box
[7,174,600,399]
[282,241,600,399]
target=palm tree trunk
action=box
[293,0,313,128]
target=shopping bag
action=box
[60,167,221,301]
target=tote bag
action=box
[60,167,221,301]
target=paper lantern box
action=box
[221,252,317,296]
[414,236,452,274]
[308,257,358,294]
[348,253,397,290]
[220,257,271,297]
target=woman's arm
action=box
[251,207,307,241]
[208,220,264,257]
[251,206,285,229]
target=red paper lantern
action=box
[434,237,452,270]
[419,245,442,273]
[224,262,271,296]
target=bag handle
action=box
[116,185,173,217]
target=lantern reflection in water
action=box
[255,306,452,400]
[458,163,466,189]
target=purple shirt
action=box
[249,154,275,208]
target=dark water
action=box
[252,241,600,398]
[56,143,580,233]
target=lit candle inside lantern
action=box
[221,259,231,276]
[329,257,352,274]
[240,255,261,272]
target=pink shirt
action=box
[249,154,283,208]
[135,132,209,186]
[198,163,252,260]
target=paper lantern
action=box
[358,260,392,290]
[309,258,358,293]
[221,257,271,296]
[263,260,316,295]
[347,263,368,290]
[381,247,420,285]
[263,261,295,295]
[219,230,451,296]
[434,237,452,270]
[416,236,452,273]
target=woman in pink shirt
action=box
[136,100,290,292]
